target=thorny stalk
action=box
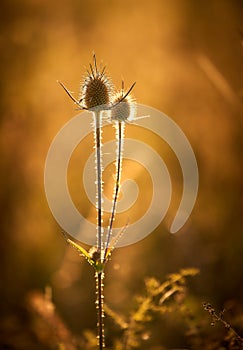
[94,110,105,349]
[93,110,104,253]
[104,121,124,258]
[96,272,105,350]
[104,81,135,258]
[203,302,243,345]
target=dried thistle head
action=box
[80,55,114,110]
[111,82,136,122]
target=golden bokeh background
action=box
[0,0,243,348]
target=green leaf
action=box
[66,238,105,272]
[67,238,94,266]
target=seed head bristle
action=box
[80,55,113,110]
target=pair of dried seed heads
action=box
[59,55,136,122]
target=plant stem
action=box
[105,121,124,256]
[94,110,103,252]
[95,271,105,349]
[94,110,105,349]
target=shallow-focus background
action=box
[0,0,243,349]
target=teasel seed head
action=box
[80,54,113,110]
[111,82,136,122]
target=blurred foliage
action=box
[0,0,243,349]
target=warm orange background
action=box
[0,1,243,349]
